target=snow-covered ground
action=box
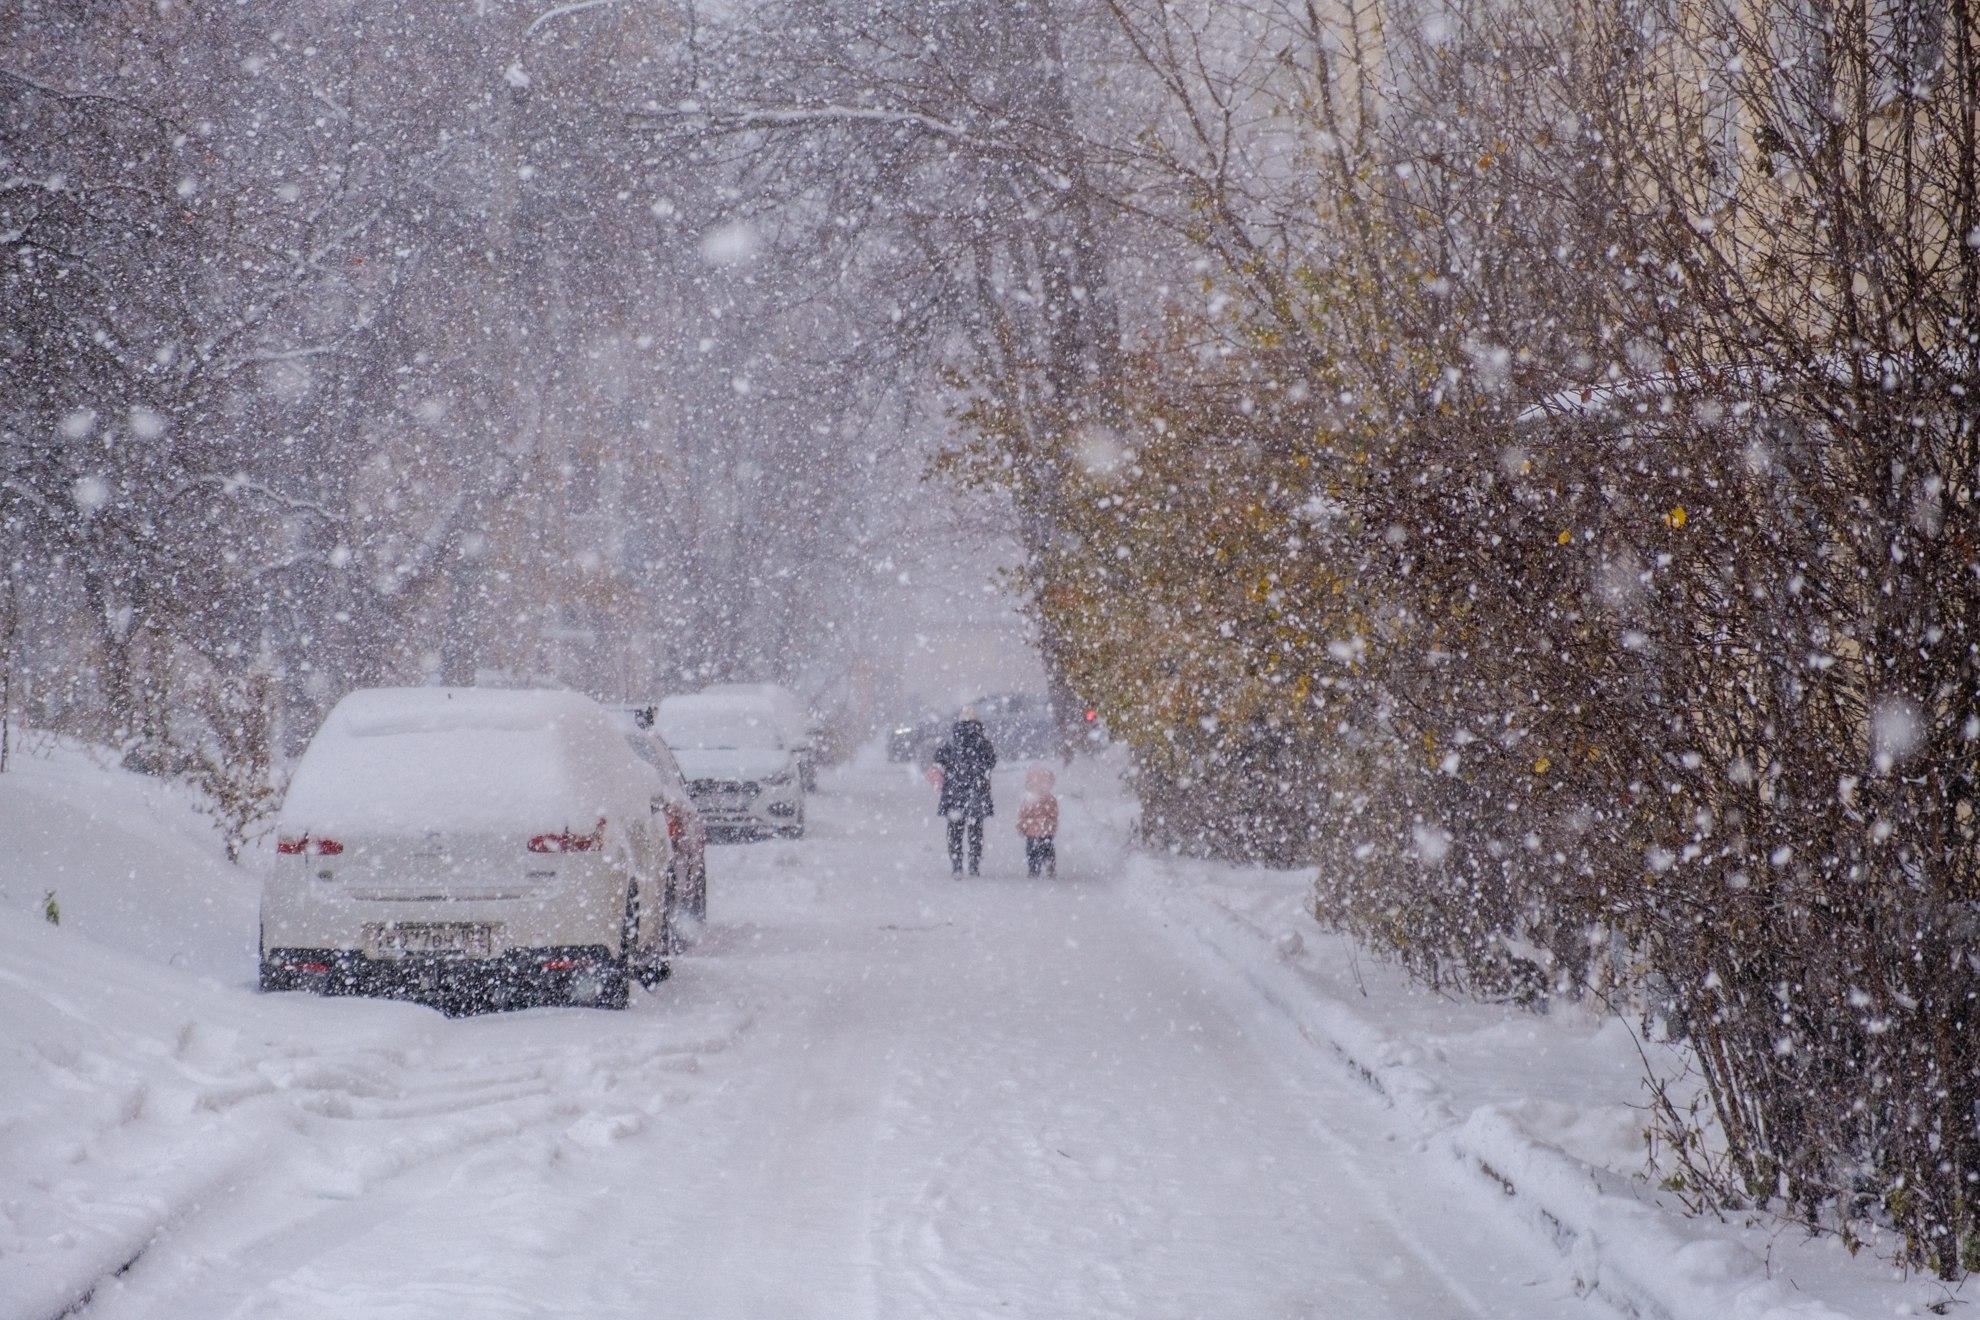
[0,742,1952,1318]
[1128,853,1956,1320]
[0,735,258,974]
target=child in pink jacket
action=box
[1016,767,1059,878]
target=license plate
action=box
[363,922,495,959]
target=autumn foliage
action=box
[955,0,1980,1276]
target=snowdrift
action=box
[0,736,257,978]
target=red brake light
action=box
[277,836,343,856]
[528,818,606,854]
[1084,708,1098,722]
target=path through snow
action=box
[12,762,1606,1320]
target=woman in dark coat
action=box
[932,711,997,875]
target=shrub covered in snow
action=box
[949,0,1980,1279]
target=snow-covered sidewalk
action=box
[1125,848,1953,1320]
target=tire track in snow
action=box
[61,995,755,1320]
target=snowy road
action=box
[43,764,1604,1320]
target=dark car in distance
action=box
[887,692,1070,763]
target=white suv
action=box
[260,687,675,1010]
[657,694,806,840]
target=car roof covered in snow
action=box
[656,693,786,749]
[279,687,658,840]
[696,682,810,729]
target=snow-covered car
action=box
[260,687,675,1010]
[657,694,806,840]
[887,708,951,764]
[695,682,822,790]
[619,704,710,931]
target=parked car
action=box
[619,704,709,931]
[260,687,675,1011]
[887,708,951,764]
[696,683,822,790]
[658,693,806,840]
[973,691,1064,759]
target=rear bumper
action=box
[260,868,629,957]
[261,944,616,1007]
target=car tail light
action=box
[295,960,332,975]
[541,956,579,971]
[527,818,606,854]
[276,836,344,856]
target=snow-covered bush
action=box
[176,663,282,865]
[950,0,1980,1277]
